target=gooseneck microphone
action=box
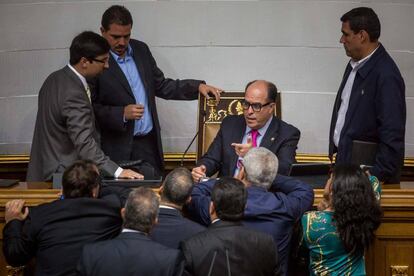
[180,110,207,167]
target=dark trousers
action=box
[131,130,162,176]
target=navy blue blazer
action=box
[187,175,314,275]
[150,207,206,249]
[77,232,183,276]
[329,44,406,183]
[198,115,300,176]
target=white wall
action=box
[0,0,413,156]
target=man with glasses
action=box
[192,80,300,181]
[27,31,141,181]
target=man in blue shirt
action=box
[93,5,222,175]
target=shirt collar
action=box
[211,218,221,224]
[245,116,273,137]
[67,64,88,91]
[159,204,178,210]
[110,44,133,63]
[122,228,146,235]
[349,45,379,70]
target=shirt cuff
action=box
[114,167,123,178]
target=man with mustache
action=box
[329,7,406,183]
[192,80,300,181]
[93,5,222,176]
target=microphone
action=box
[181,110,207,167]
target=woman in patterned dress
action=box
[301,165,382,275]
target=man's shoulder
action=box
[276,117,300,135]
[158,208,206,230]
[42,66,71,86]
[129,39,150,51]
[32,197,121,219]
[368,44,402,76]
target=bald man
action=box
[192,80,300,181]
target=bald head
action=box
[243,80,277,129]
[161,167,194,207]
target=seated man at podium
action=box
[3,160,128,276]
[192,80,300,181]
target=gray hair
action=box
[123,187,159,233]
[243,147,279,189]
[161,167,194,206]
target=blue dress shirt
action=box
[111,45,153,136]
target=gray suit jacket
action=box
[27,66,118,181]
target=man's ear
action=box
[120,208,126,220]
[360,30,369,43]
[186,196,192,205]
[100,26,105,35]
[79,57,89,69]
[92,186,99,198]
[209,201,215,217]
[236,166,246,181]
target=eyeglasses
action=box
[241,100,273,112]
[89,57,108,64]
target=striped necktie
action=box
[85,86,91,102]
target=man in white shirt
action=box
[27,31,142,181]
[329,7,406,183]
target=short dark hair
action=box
[245,80,278,102]
[69,31,110,65]
[62,160,100,198]
[101,5,133,30]
[341,7,381,42]
[123,187,159,233]
[161,167,193,206]
[212,177,247,221]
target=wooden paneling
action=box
[0,185,413,275]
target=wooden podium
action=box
[0,183,413,276]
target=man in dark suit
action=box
[93,5,223,175]
[182,176,281,276]
[192,80,300,181]
[188,147,314,275]
[151,167,205,248]
[77,187,183,276]
[329,7,406,183]
[26,31,141,181]
[3,160,129,276]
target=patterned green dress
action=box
[301,176,381,275]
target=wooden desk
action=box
[0,183,413,275]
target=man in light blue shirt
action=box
[93,5,223,175]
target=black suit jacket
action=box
[329,44,406,183]
[198,115,300,176]
[181,220,281,276]
[2,188,126,276]
[150,207,206,249]
[92,39,203,169]
[77,231,183,276]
